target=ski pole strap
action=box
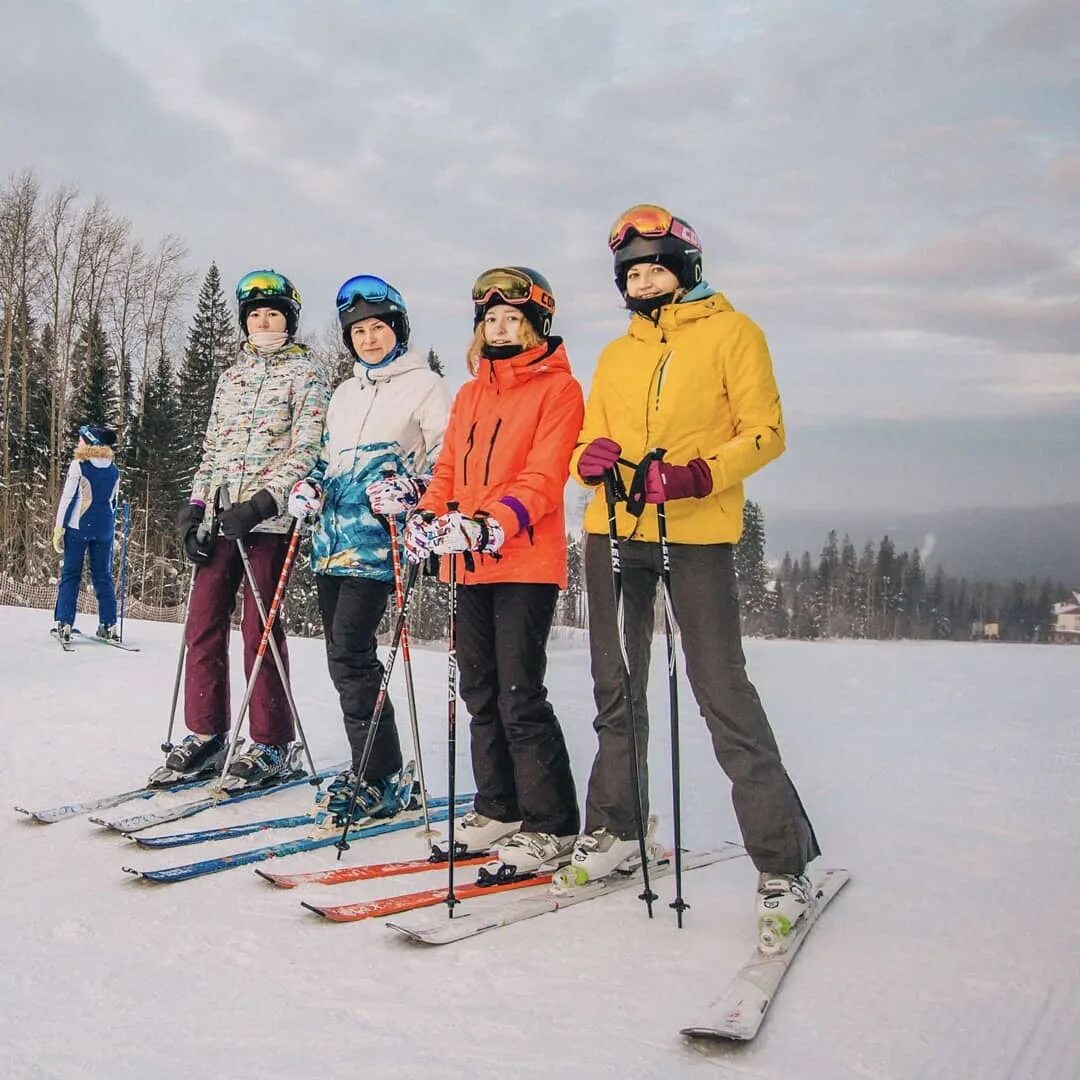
[623,448,660,519]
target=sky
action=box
[1,0,1077,514]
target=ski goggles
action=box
[236,270,300,306]
[607,205,700,252]
[335,274,406,313]
[471,268,555,315]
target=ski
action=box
[121,801,469,883]
[302,869,552,922]
[91,762,347,834]
[133,813,315,848]
[680,867,851,1042]
[134,791,469,849]
[15,775,214,824]
[256,850,492,889]
[70,628,140,652]
[386,845,746,945]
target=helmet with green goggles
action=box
[235,270,302,336]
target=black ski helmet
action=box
[472,266,556,338]
[608,204,703,295]
[335,275,410,357]
[235,270,302,337]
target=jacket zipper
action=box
[462,422,477,486]
[482,419,502,485]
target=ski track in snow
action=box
[2,605,1079,1079]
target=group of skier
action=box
[57,203,820,949]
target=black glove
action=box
[218,488,278,540]
[177,502,213,566]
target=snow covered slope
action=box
[2,605,1077,1079]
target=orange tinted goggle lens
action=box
[608,205,674,251]
[472,270,555,314]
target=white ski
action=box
[680,867,850,1042]
[386,845,746,945]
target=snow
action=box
[2,604,1079,1079]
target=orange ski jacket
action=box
[419,338,584,587]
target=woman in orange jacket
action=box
[405,266,583,876]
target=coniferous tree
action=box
[735,499,770,634]
[130,349,185,533]
[69,312,118,440]
[176,263,233,486]
[426,347,444,377]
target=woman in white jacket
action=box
[289,276,448,821]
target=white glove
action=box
[432,510,505,555]
[366,475,422,516]
[288,479,323,522]
[403,512,439,564]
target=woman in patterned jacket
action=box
[287,276,448,821]
[159,270,330,786]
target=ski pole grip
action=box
[219,487,233,512]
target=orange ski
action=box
[256,853,491,889]
[301,871,553,923]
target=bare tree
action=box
[0,170,41,522]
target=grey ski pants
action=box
[583,533,819,875]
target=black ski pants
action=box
[316,574,402,780]
[456,582,580,837]
[584,534,820,875]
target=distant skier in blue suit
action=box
[53,425,121,644]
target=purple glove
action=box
[644,458,713,503]
[578,437,621,481]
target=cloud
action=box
[2,0,1075,514]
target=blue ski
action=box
[121,800,470,883]
[133,791,469,849]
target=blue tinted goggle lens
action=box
[336,275,405,312]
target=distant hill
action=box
[763,503,1080,585]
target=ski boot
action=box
[54,622,73,645]
[222,741,303,790]
[96,623,121,643]
[311,761,415,833]
[553,815,660,889]
[757,872,815,954]
[430,811,522,861]
[148,732,228,787]
[478,831,576,885]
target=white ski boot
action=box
[478,831,576,884]
[554,816,659,888]
[431,811,522,859]
[756,872,815,954]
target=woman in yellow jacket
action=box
[569,204,820,953]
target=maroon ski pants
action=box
[183,531,293,746]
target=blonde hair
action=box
[466,315,544,375]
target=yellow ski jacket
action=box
[571,292,784,544]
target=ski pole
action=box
[444,502,460,917]
[163,513,214,753]
[383,472,432,835]
[118,501,131,642]
[603,468,657,917]
[650,448,688,926]
[216,490,317,785]
[334,558,424,856]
